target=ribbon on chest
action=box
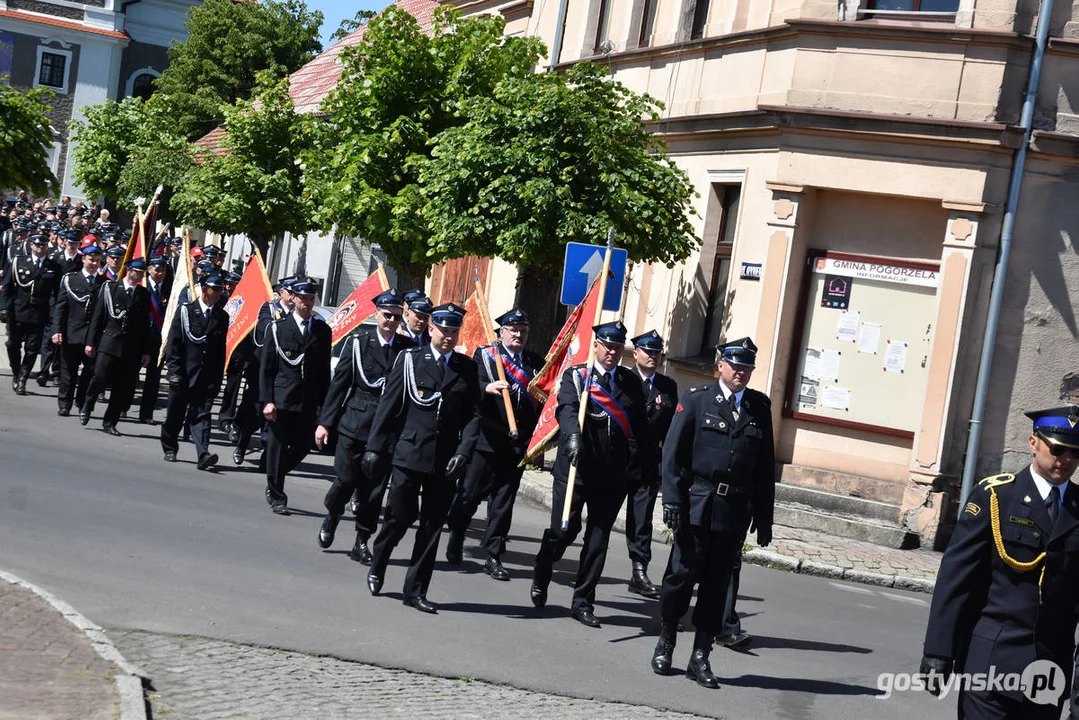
[573,368,632,438]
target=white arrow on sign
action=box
[580,250,604,289]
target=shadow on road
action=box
[737,634,873,654]
[721,674,880,696]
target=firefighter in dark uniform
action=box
[624,330,679,599]
[920,406,1079,719]
[160,274,230,469]
[101,245,125,282]
[315,289,415,562]
[651,337,775,689]
[362,303,482,613]
[259,279,332,515]
[444,307,543,581]
[530,321,653,629]
[36,230,82,387]
[50,242,104,416]
[218,270,252,436]
[80,259,156,435]
[399,289,431,347]
[3,232,62,395]
[232,277,295,465]
[137,257,171,424]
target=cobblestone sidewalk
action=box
[0,577,120,720]
[113,630,706,720]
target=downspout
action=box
[959,0,1054,505]
[548,0,570,72]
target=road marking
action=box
[829,582,873,595]
[858,603,877,610]
[879,591,929,607]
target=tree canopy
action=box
[171,74,318,259]
[330,9,377,42]
[308,5,544,284]
[0,81,59,197]
[154,0,323,139]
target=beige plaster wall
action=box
[1040,49,1079,133]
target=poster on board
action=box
[821,275,853,309]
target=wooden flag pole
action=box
[374,259,390,291]
[472,268,518,439]
[560,229,615,530]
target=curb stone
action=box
[517,471,936,594]
[0,570,150,720]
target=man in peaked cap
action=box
[259,278,332,514]
[50,242,104,416]
[315,288,416,561]
[137,256,172,425]
[102,245,125,282]
[2,232,63,394]
[921,405,1079,718]
[362,302,481,613]
[530,320,652,629]
[651,336,775,688]
[444,307,544,581]
[400,289,432,347]
[623,330,679,599]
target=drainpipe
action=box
[959,0,1055,505]
[547,0,570,72]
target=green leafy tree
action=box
[0,81,59,196]
[309,5,544,287]
[330,9,377,42]
[418,63,699,340]
[154,0,322,139]
[171,74,318,260]
[68,97,142,202]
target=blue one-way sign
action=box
[560,242,627,311]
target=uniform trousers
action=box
[624,461,661,566]
[720,544,744,638]
[233,367,262,451]
[960,684,1067,719]
[445,447,524,557]
[533,453,627,613]
[323,434,389,540]
[161,384,216,458]
[370,466,456,600]
[218,355,245,426]
[6,319,44,380]
[86,351,140,427]
[57,343,94,411]
[37,334,59,379]
[264,408,316,505]
[659,524,743,638]
[138,360,163,421]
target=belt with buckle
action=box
[695,475,750,497]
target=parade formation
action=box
[3,194,1079,718]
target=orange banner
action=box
[452,293,488,357]
[224,251,272,367]
[521,276,603,464]
[327,267,390,346]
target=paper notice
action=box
[820,386,851,411]
[884,340,908,373]
[857,322,881,355]
[836,311,860,342]
[821,349,841,382]
[803,348,822,379]
[799,377,819,407]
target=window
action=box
[594,0,612,53]
[701,184,740,354]
[132,73,155,101]
[864,0,958,14]
[691,0,712,40]
[638,0,658,47]
[38,52,66,88]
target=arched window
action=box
[132,73,155,101]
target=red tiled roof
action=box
[192,126,228,160]
[0,8,130,41]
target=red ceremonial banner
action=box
[327,266,390,346]
[521,276,603,464]
[224,252,273,367]
[452,293,487,357]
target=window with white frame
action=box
[35,46,72,94]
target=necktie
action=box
[204,307,212,322]
[730,394,740,421]
[598,372,611,392]
[127,286,134,300]
[383,340,392,364]
[1047,486,1060,527]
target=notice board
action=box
[786,251,940,437]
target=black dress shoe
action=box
[163,451,177,463]
[686,650,720,689]
[445,531,464,565]
[138,417,158,426]
[265,487,274,506]
[318,514,340,549]
[484,556,510,581]
[349,538,373,565]
[651,622,677,674]
[228,428,239,445]
[403,596,437,614]
[79,409,91,426]
[271,503,289,516]
[628,563,661,599]
[57,408,71,417]
[571,607,601,628]
[11,376,17,392]
[15,380,27,396]
[196,452,219,470]
[103,425,121,437]
[36,374,48,388]
[367,572,383,596]
[530,581,548,609]
[717,632,752,650]
[233,447,246,465]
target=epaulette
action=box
[688,385,709,393]
[978,473,1015,491]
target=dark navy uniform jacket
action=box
[661,382,775,534]
[924,468,1079,700]
[51,271,103,346]
[472,342,543,457]
[626,370,678,486]
[366,345,481,475]
[2,255,62,324]
[87,280,155,358]
[319,329,415,442]
[165,300,229,392]
[258,314,332,415]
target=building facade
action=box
[441,0,1079,548]
[0,0,199,201]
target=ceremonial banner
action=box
[157,234,192,367]
[452,293,486,357]
[224,251,273,367]
[521,276,602,464]
[327,266,390,346]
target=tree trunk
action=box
[515,265,566,355]
[248,232,271,268]
[397,260,430,294]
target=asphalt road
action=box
[0,373,945,719]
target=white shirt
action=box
[717,379,745,413]
[82,270,95,282]
[1029,464,1066,512]
[122,279,138,294]
[293,311,310,334]
[197,298,214,317]
[637,367,656,392]
[429,343,449,366]
[376,330,394,348]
